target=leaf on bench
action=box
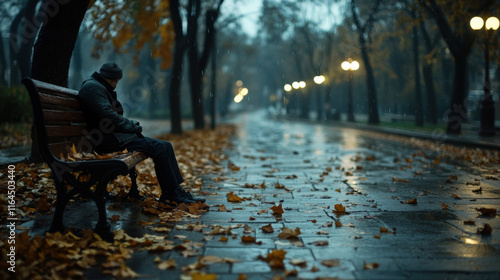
[61,144,131,161]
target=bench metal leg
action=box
[127,167,143,200]
[93,172,117,240]
[94,195,112,240]
[49,181,68,233]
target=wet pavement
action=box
[20,110,500,279]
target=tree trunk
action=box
[9,8,24,85]
[419,0,480,134]
[169,0,185,134]
[187,0,205,129]
[31,0,90,86]
[446,54,468,134]
[412,9,424,127]
[420,21,438,124]
[0,30,7,85]
[209,29,217,130]
[169,40,185,134]
[359,37,380,124]
[30,0,90,162]
[187,1,223,130]
[351,0,381,125]
[18,0,40,79]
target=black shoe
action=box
[159,188,196,205]
[176,187,206,203]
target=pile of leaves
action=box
[0,124,236,279]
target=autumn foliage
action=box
[88,0,175,68]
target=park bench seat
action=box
[22,78,147,237]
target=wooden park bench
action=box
[22,78,147,237]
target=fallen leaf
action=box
[278,227,301,239]
[322,221,333,227]
[401,198,417,204]
[227,192,243,203]
[380,227,389,233]
[451,193,461,199]
[228,161,240,171]
[270,204,284,214]
[289,258,307,267]
[364,262,379,270]
[321,259,340,267]
[477,224,492,236]
[476,207,497,217]
[258,249,287,269]
[241,235,256,243]
[472,187,482,193]
[314,240,329,246]
[333,203,349,215]
[393,176,409,183]
[261,224,274,233]
[157,259,176,270]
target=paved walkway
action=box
[21,110,500,279]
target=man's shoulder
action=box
[79,78,105,96]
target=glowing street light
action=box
[342,58,359,122]
[284,84,292,92]
[299,81,306,88]
[292,81,300,89]
[234,93,243,103]
[470,16,499,136]
[314,75,325,84]
[240,87,249,96]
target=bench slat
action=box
[46,125,87,138]
[119,152,148,168]
[39,92,80,110]
[49,140,94,158]
[43,109,85,123]
[32,79,79,97]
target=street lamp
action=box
[314,75,325,85]
[341,58,359,122]
[470,16,499,136]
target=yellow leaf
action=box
[258,249,287,269]
[227,192,242,203]
[157,259,176,270]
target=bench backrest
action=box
[22,78,92,163]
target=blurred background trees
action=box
[1,0,499,144]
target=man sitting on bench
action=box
[78,61,204,205]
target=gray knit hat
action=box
[99,61,123,79]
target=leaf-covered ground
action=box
[0,123,31,149]
[0,124,236,280]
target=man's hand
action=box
[135,125,143,134]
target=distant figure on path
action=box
[78,61,205,205]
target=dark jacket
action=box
[78,72,140,153]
